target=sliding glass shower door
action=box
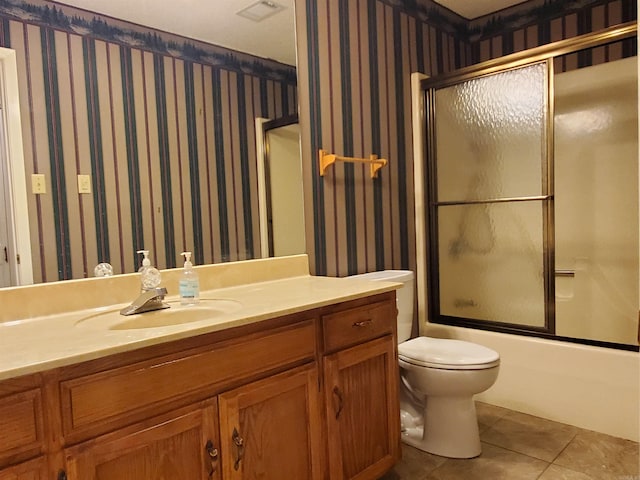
[423,26,639,348]
[554,53,638,345]
[428,63,552,332]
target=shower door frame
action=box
[420,22,638,350]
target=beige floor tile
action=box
[378,444,447,480]
[476,401,510,433]
[538,464,594,479]
[424,442,549,480]
[480,410,579,461]
[553,430,640,480]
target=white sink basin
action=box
[76,299,243,330]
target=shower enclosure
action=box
[422,23,638,349]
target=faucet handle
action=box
[120,287,170,316]
[94,262,114,277]
[153,287,168,298]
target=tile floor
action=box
[380,402,640,480]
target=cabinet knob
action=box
[205,439,219,477]
[206,439,219,459]
[58,470,68,480]
[232,427,245,471]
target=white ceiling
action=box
[437,0,526,20]
[55,0,525,66]
[56,0,298,65]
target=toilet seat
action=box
[398,337,500,370]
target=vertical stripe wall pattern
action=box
[469,0,636,65]
[1,15,296,283]
[294,0,635,278]
[295,0,466,277]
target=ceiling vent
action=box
[237,1,285,22]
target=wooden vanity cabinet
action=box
[0,291,399,480]
[62,363,324,480]
[218,364,323,480]
[0,378,47,480]
[58,315,319,480]
[321,297,401,480]
[0,457,47,480]
[64,400,220,480]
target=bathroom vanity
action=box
[0,256,401,480]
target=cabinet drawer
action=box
[322,301,395,352]
[0,389,44,465]
[61,320,316,440]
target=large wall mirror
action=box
[0,0,302,287]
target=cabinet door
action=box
[0,457,47,480]
[218,364,323,480]
[64,400,220,480]
[324,336,400,480]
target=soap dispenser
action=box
[179,251,200,306]
[137,250,161,292]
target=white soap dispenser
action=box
[179,252,200,306]
[137,249,161,292]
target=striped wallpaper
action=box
[3,0,635,284]
[468,0,637,65]
[0,0,297,283]
[295,0,468,278]
[294,0,636,278]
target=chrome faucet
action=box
[120,287,170,316]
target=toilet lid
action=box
[398,337,500,370]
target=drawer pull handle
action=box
[58,471,68,480]
[333,386,344,419]
[205,439,219,477]
[232,427,245,471]
[353,319,372,328]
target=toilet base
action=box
[401,396,482,459]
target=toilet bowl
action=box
[347,270,500,459]
[398,337,499,458]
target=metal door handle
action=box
[332,386,344,419]
[353,319,372,328]
[205,440,219,478]
[232,427,245,471]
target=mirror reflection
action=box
[0,0,300,287]
[259,116,305,258]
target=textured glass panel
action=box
[554,55,639,345]
[438,201,545,327]
[435,63,546,202]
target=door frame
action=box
[255,114,301,258]
[0,47,32,286]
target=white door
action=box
[0,104,12,287]
[256,117,305,258]
[0,48,32,287]
[265,122,305,257]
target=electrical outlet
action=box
[77,174,92,194]
[31,174,46,194]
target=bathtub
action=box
[423,323,639,442]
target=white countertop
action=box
[0,275,398,381]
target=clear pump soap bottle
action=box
[179,251,200,306]
[137,249,161,292]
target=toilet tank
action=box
[346,270,415,343]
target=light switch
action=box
[31,174,46,194]
[77,174,92,194]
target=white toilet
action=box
[349,270,500,459]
